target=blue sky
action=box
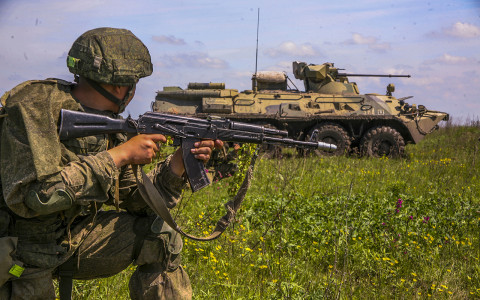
[1,0,479,121]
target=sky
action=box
[0,0,479,121]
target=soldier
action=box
[0,27,221,299]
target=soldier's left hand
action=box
[191,140,224,163]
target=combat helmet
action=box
[67,27,153,112]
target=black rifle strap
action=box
[133,151,258,241]
[58,252,77,300]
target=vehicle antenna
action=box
[253,8,260,92]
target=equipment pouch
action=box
[25,189,73,215]
[151,216,183,255]
[0,236,24,286]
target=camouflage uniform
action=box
[0,28,192,300]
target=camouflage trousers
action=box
[0,210,192,300]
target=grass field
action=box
[69,123,480,299]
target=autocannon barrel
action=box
[337,73,411,78]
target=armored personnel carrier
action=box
[152,61,449,157]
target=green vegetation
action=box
[69,125,480,299]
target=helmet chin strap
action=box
[84,77,134,113]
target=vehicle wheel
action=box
[306,123,351,156]
[360,126,405,158]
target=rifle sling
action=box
[58,250,78,300]
[133,152,258,241]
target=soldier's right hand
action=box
[107,134,167,167]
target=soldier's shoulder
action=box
[1,78,75,107]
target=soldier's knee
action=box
[130,216,191,299]
[132,216,183,271]
[129,266,192,300]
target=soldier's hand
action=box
[108,134,167,167]
[170,139,224,177]
[191,140,224,162]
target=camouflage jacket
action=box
[0,79,186,268]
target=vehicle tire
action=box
[360,126,405,158]
[306,123,351,156]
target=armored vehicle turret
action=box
[152,61,449,157]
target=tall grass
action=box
[69,124,480,299]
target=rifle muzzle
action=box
[318,141,337,151]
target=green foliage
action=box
[226,143,258,197]
[69,125,480,299]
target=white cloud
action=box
[427,22,480,39]
[156,52,228,69]
[264,42,319,57]
[351,33,377,45]
[403,75,444,88]
[439,53,469,64]
[152,35,186,45]
[425,53,473,65]
[444,22,480,38]
[343,33,391,53]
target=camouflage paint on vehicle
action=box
[152,62,449,157]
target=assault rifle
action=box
[58,109,336,192]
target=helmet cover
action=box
[67,27,153,86]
